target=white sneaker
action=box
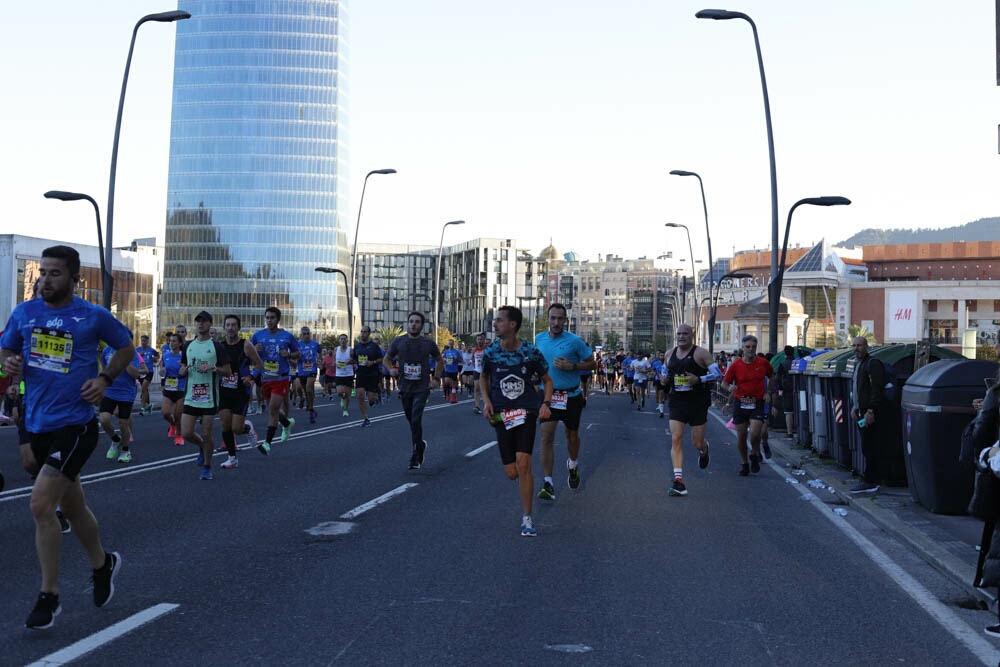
[342,410,349,418]
[244,420,258,447]
[221,456,238,469]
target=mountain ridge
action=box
[836,217,1000,247]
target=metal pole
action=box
[434,220,464,340]
[350,169,395,330]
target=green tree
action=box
[604,330,622,351]
[376,325,403,347]
[845,324,877,346]
[587,328,602,349]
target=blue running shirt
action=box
[250,328,299,380]
[534,330,592,392]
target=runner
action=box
[250,307,299,452]
[441,339,462,404]
[353,325,384,427]
[295,326,322,423]
[218,314,265,468]
[160,333,186,445]
[534,303,595,500]
[178,311,231,480]
[1,245,131,629]
[632,353,651,411]
[383,312,443,469]
[333,333,356,417]
[472,333,488,414]
[135,334,159,415]
[652,351,667,418]
[461,344,476,397]
[663,324,717,496]
[721,334,774,477]
[98,341,145,464]
[321,346,336,400]
[480,306,553,537]
[622,351,635,403]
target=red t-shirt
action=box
[322,354,336,377]
[722,356,773,399]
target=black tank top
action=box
[667,345,708,395]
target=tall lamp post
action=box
[350,168,396,327]
[106,9,191,312]
[670,169,714,351]
[665,223,700,338]
[696,8,778,353]
[315,267,352,343]
[771,197,851,344]
[434,220,465,340]
[44,191,112,309]
[710,270,752,354]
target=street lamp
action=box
[696,8,778,353]
[670,169,715,351]
[315,267,352,343]
[770,196,851,344]
[709,270,752,354]
[350,168,396,327]
[106,9,191,312]
[44,190,112,309]
[665,222,700,339]
[434,220,465,340]
[518,296,540,340]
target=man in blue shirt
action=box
[99,342,145,463]
[295,326,322,423]
[250,307,299,452]
[1,245,133,629]
[441,339,462,403]
[135,334,159,415]
[534,303,595,500]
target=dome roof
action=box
[538,242,559,261]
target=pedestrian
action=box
[849,336,886,493]
[250,306,299,452]
[383,312,443,469]
[1,245,132,629]
[967,362,999,637]
[776,345,796,439]
[179,311,232,480]
[722,335,773,477]
[480,306,553,536]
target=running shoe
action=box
[762,440,772,459]
[221,456,238,469]
[92,551,122,608]
[106,441,121,460]
[538,481,556,500]
[174,435,184,446]
[56,509,71,534]
[342,409,349,418]
[362,418,371,427]
[257,441,271,456]
[214,444,228,453]
[200,467,213,481]
[567,461,581,490]
[699,444,710,469]
[473,406,481,415]
[168,424,176,438]
[985,624,1000,638]
[417,440,427,465]
[668,479,688,496]
[520,515,537,537]
[408,451,420,470]
[749,454,761,474]
[25,592,61,630]
[280,417,295,442]
[739,463,750,477]
[117,450,132,464]
[309,409,317,424]
[850,481,879,494]
[245,421,258,447]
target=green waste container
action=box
[842,343,965,485]
[901,359,998,514]
[818,349,856,468]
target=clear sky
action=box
[2,1,998,271]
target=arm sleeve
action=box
[703,363,723,382]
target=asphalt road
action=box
[1,388,998,665]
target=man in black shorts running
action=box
[353,325,384,427]
[384,312,442,469]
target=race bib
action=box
[191,383,211,403]
[674,375,692,391]
[264,360,279,377]
[551,391,568,410]
[337,361,346,369]
[28,327,73,374]
[164,376,179,390]
[403,363,421,381]
[301,361,314,371]
[740,396,757,410]
[221,374,239,389]
[502,408,526,430]
[358,355,368,364]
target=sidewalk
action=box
[764,423,994,610]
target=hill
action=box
[837,217,1000,247]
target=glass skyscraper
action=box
[162,0,349,335]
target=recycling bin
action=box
[803,349,845,456]
[818,349,857,468]
[769,346,815,432]
[843,343,966,485]
[901,359,998,514]
[792,351,825,448]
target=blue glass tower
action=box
[162,0,349,334]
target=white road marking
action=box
[465,441,497,458]
[340,483,418,519]
[25,603,179,667]
[708,409,1000,665]
[305,521,356,536]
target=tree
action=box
[376,325,403,347]
[845,324,877,346]
[587,328,602,349]
[431,325,458,349]
[320,334,339,349]
[604,330,622,351]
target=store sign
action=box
[886,290,918,341]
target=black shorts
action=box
[541,392,585,431]
[625,376,634,385]
[30,418,99,481]
[323,375,336,387]
[334,376,354,388]
[732,399,767,425]
[296,374,316,384]
[99,397,134,419]
[493,412,538,465]
[138,374,150,384]
[473,372,481,382]
[780,390,794,412]
[183,404,218,417]
[668,391,711,426]
[461,371,474,379]
[219,388,250,415]
[356,372,380,393]
[443,372,458,381]
[18,413,30,446]
[162,390,185,403]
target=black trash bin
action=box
[901,359,998,514]
[792,351,825,448]
[769,346,814,432]
[819,350,856,468]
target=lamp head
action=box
[373,168,397,175]
[44,190,87,202]
[315,267,336,274]
[145,10,191,23]
[808,196,851,207]
[669,170,696,177]
[445,220,465,227]
[665,222,685,229]
[696,9,744,20]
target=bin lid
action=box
[791,349,826,373]
[842,343,967,379]
[769,345,815,373]
[818,349,856,376]
[902,358,999,391]
[804,348,849,375]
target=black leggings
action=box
[401,390,430,445]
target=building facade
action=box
[162,0,350,335]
